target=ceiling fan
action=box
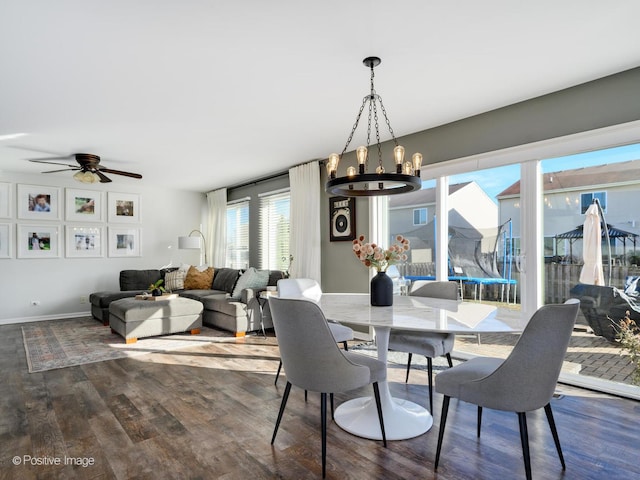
[28,153,143,183]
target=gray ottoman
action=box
[109,297,203,344]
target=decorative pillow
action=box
[212,268,241,293]
[164,269,186,291]
[183,266,214,290]
[230,267,269,300]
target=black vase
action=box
[370,270,393,306]
[152,288,163,297]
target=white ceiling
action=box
[1,1,639,192]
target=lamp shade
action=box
[178,236,201,249]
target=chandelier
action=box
[325,57,423,197]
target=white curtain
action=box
[206,188,227,267]
[289,161,321,281]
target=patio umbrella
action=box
[579,202,605,285]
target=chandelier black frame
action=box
[325,56,422,197]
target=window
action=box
[226,199,249,269]
[413,208,427,225]
[580,191,607,214]
[259,189,290,270]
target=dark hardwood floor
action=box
[1,320,639,479]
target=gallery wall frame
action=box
[0,182,11,218]
[108,192,140,223]
[0,223,11,258]
[17,224,60,258]
[66,225,104,258]
[17,184,61,220]
[108,227,141,257]
[66,188,104,222]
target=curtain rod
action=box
[228,159,322,190]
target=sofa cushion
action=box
[212,268,241,294]
[119,270,163,291]
[200,296,247,317]
[184,266,214,290]
[268,270,286,286]
[230,267,269,300]
[165,269,186,291]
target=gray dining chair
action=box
[269,296,387,478]
[434,299,580,480]
[387,280,458,411]
[274,278,354,385]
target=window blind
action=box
[259,190,290,271]
[226,199,250,269]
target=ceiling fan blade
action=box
[28,158,77,167]
[94,170,112,183]
[42,167,80,174]
[100,167,143,179]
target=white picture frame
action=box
[17,184,61,220]
[0,182,11,218]
[65,188,104,222]
[0,223,11,258]
[66,225,104,258]
[108,192,140,223]
[108,227,141,257]
[17,224,60,258]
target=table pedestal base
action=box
[334,394,432,440]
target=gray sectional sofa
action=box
[90,267,285,336]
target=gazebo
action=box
[554,223,638,265]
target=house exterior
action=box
[389,181,498,263]
[497,159,640,261]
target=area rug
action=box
[22,317,236,373]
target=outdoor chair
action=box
[274,278,354,385]
[434,299,580,480]
[387,280,458,411]
[269,297,387,478]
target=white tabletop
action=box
[319,293,525,334]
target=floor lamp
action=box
[178,229,207,265]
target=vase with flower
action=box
[352,234,410,306]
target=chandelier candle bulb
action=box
[347,166,357,177]
[412,152,423,175]
[327,153,340,179]
[394,145,405,173]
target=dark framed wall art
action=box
[329,196,356,242]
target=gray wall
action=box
[320,67,640,293]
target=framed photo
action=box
[66,226,104,258]
[0,182,11,218]
[66,188,104,222]
[17,224,60,258]
[109,227,141,257]
[329,196,356,242]
[17,184,61,220]
[108,192,140,223]
[0,223,11,258]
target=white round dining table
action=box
[318,293,525,441]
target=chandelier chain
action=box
[339,96,368,157]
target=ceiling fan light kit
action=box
[325,56,423,197]
[28,153,143,184]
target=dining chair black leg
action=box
[372,382,387,447]
[446,353,453,368]
[427,357,434,412]
[405,353,413,383]
[517,412,532,480]
[305,390,308,402]
[434,395,450,470]
[271,381,292,444]
[477,406,482,437]
[275,360,282,385]
[343,341,348,351]
[330,393,334,420]
[321,392,327,478]
[544,403,566,469]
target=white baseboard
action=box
[0,311,91,325]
